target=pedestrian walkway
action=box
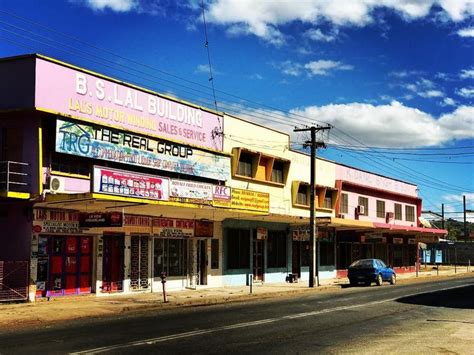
[0,266,471,333]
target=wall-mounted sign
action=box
[55,119,230,181]
[124,215,152,227]
[257,227,268,240]
[33,221,80,234]
[36,58,223,151]
[195,220,214,238]
[393,237,404,244]
[292,229,309,241]
[79,211,123,228]
[213,185,231,202]
[169,179,213,204]
[93,166,169,201]
[152,218,195,238]
[213,188,269,213]
[408,238,416,244]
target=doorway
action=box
[102,234,124,292]
[197,240,207,285]
[130,235,149,291]
[252,237,264,282]
[292,241,301,277]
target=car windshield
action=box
[349,259,374,268]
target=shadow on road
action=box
[396,285,474,309]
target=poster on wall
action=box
[35,58,223,151]
[257,227,268,240]
[152,218,195,238]
[93,166,169,201]
[55,119,230,181]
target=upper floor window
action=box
[358,196,369,216]
[405,205,415,222]
[297,184,308,206]
[340,193,348,214]
[271,161,284,183]
[376,200,385,218]
[394,203,402,220]
[323,190,333,209]
[237,153,253,177]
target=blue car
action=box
[348,259,396,286]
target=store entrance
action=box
[130,235,149,291]
[253,237,264,282]
[197,240,207,285]
[292,241,301,277]
[36,235,92,298]
[102,234,124,293]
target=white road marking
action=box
[70,283,469,354]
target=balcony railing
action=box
[0,161,30,199]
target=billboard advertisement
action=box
[56,119,230,181]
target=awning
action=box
[373,222,447,237]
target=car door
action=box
[378,260,390,280]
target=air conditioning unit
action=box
[386,212,394,223]
[357,205,365,215]
[49,176,66,193]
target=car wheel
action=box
[376,274,383,286]
[390,274,396,285]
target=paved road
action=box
[1,277,473,354]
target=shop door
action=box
[253,237,264,282]
[130,235,149,291]
[102,234,124,292]
[292,241,301,276]
[44,236,92,297]
[197,240,207,285]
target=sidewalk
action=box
[0,266,472,333]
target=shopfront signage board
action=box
[169,179,213,204]
[36,58,223,151]
[55,119,230,181]
[79,211,123,228]
[92,166,170,201]
[213,188,269,213]
[152,218,195,238]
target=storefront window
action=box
[267,231,287,268]
[226,228,250,269]
[319,241,335,266]
[153,238,188,277]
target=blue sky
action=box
[0,0,473,222]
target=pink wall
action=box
[336,164,418,197]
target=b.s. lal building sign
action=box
[34,58,223,151]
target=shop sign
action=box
[292,227,309,241]
[416,235,440,243]
[93,166,169,201]
[55,119,230,181]
[36,58,223,151]
[79,211,123,228]
[213,185,231,202]
[124,215,152,226]
[257,227,268,240]
[40,220,80,233]
[152,218,195,238]
[34,208,79,222]
[408,238,416,244]
[195,220,214,238]
[360,235,366,243]
[213,188,269,213]
[393,237,404,244]
[169,179,213,204]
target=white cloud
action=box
[419,89,444,98]
[456,87,474,98]
[457,27,474,37]
[460,68,474,79]
[304,28,339,42]
[79,0,137,12]
[304,60,353,76]
[247,73,264,80]
[389,70,423,78]
[277,59,353,77]
[441,97,457,106]
[205,1,474,44]
[289,101,474,148]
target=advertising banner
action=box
[212,188,269,212]
[55,119,230,181]
[36,58,223,151]
[152,218,195,238]
[169,179,213,204]
[93,166,169,201]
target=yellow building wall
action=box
[223,114,336,218]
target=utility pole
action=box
[463,195,467,243]
[294,125,331,288]
[441,203,444,229]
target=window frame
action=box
[340,193,349,214]
[394,203,402,220]
[376,200,386,219]
[358,196,369,216]
[405,205,415,222]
